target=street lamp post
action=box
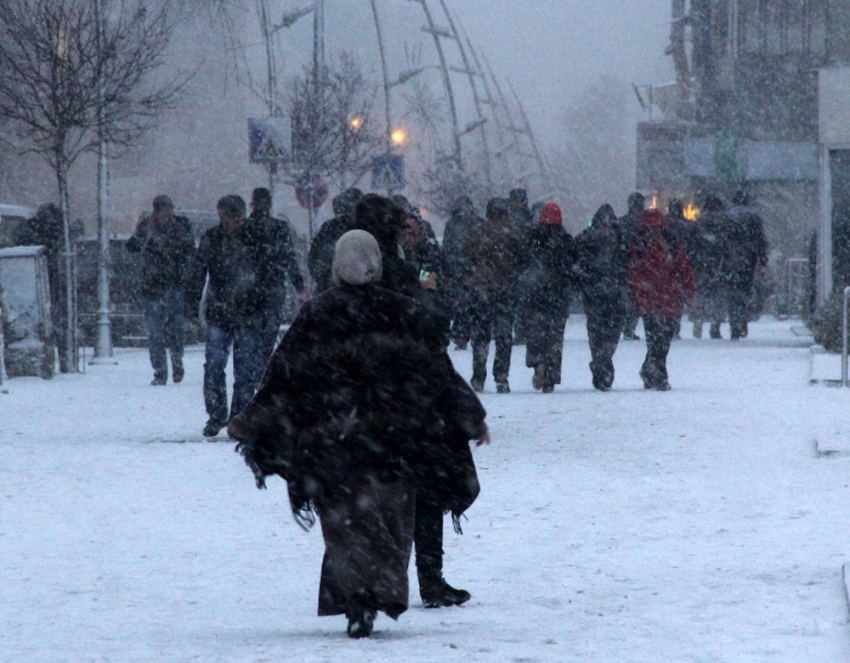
[90,0,116,365]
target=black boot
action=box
[419,573,471,608]
[346,592,376,638]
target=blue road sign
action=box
[372,154,405,191]
[248,117,292,164]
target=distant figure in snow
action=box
[628,209,695,390]
[442,196,484,350]
[227,229,488,638]
[618,192,646,341]
[520,202,577,393]
[126,195,195,385]
[689,193,728,339]
[575,203,629,390]
[725,189,769,340]
[462,197,529,393]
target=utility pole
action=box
[90,0,116,365]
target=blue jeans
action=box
[145,290,185,379]
[203,323,263,424]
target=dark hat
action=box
[332,187,364,217]
[591,203,617,228]
[486,197,510,221]
[217,194,246,217]
[627,192,646,213]
[153,195,174,209]
[251,187,272,205]
[509,188,528,205]
[353,194,405,247]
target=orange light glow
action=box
[349,117,362,130]
[684,203,700,221]
[391,129,406,146]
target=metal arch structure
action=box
[263,0,549,201]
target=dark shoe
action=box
[692,322,703,339]
[541,384,554,394]
[623,331,640,341]
[532,365,544,390]
[496,381,510,394]
[202,419,226,438]
[454,342,468,351]
[421,578,471,608]
[470,378,484,393]
[151,373,167,386]
[346,607,376,639]
[654,381,672,391]
[709,324,722,340]
[172,360,184,384]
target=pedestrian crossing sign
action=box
[248,117,292,164]
[372,154,405,191]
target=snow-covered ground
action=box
[3,316,849,662]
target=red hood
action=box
[639,208,667,231]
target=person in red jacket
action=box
[628,208,695,390]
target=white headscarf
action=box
[332,229,383,286]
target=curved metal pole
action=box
[459,28,511,189]
[508,80,554,196]
[369,0,393,154]
[418,0,463,171]
[439,3,492,191]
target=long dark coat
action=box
[520,225,576,383]
[230,283,486,618]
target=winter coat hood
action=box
[332,230,382,286]
[639,208,667,232]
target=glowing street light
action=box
[349,116,362,131]
[391,128,406,147]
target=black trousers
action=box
[469,289,515,385]
[586,305,624,389]
[640,316,678,387]
[727,276,754,339]
[414,488,444,583]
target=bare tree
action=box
[0,0,190,371]
[287,52,384,191]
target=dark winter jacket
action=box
[250,210,304,292]
[125,214,196,298]
[186,222,269,328]
[229,283,487,522]
[725,204,768,288]
[442,203,483,297]
[690,204,728,300]
[575,209,629,316]
[308,214,354,293]
[628,210,695,319]
[461,215,528,295]
[521,224,577,315]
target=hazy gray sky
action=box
[451,0,674,135]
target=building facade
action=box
[636,0,850,304]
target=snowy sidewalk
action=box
[2,316,849,662]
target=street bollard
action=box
[843,287,850,387]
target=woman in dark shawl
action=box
[228,230,488,638]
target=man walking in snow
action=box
[126,195,196,385]
[187,195,268,437]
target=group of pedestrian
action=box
[436,187,766,394]
[674,190,769,340]
[127,189,304,437]
[122,183,767,639]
